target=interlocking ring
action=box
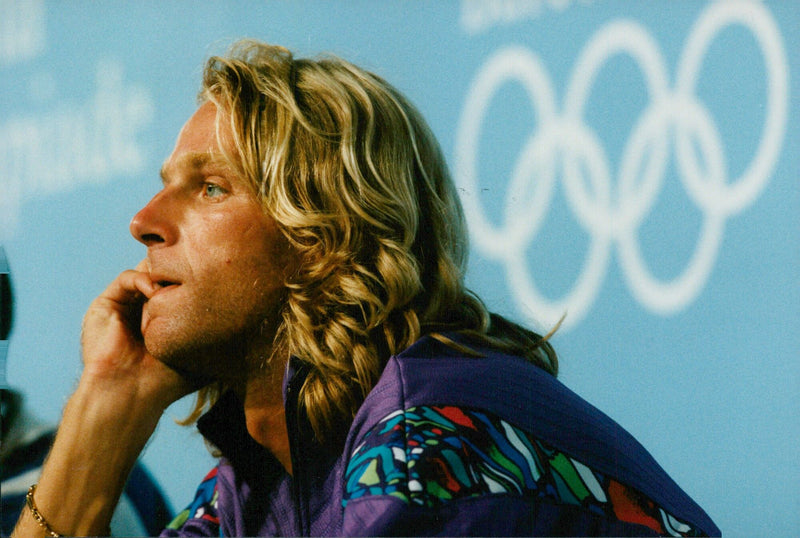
[455,0,788,329]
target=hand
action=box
[80,261,192,411]
[11,263,195,537]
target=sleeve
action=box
[160,467,221,537]
[341,405,708,536]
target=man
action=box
[14,40,719,536]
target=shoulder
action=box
[343,404,706,536]
[352,332,606,451]
[341,335,719,536]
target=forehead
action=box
[161,102,233,180]
[173,101,220,152]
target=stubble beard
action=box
[142,304,283,389]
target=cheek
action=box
[241,219,297,277]
[262,227,299,278]
[188,207,294,289]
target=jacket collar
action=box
[196,357,342,485]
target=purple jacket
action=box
[162,334,720,536]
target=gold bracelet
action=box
[25,484,62,537]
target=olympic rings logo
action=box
[455,0,788,329]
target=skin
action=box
[15,102,295,536]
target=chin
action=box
[148,333,246,387]
[147,345,216,388]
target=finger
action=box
[101,269,158,304]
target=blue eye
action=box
[204,183,225,198]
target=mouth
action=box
[150,276,181,295]
[155,281,180,293]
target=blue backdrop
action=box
[2,1,798,536]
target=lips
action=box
[148,273,182,295]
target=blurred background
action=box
[1,1,798,535]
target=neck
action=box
[238,346,293,475]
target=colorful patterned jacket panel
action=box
[340,336,720,536]
[342,405,703,536]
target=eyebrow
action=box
[159,152,228,185]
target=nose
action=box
[130,190,176,247]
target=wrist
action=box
[76,360,183,418]
[70,375,166,442]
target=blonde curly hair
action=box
[188,40,558,441]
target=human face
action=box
[130,102,294,382]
